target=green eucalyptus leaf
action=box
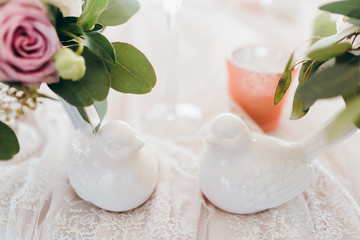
[82,0,87,10]
[46,3,63,27]
[60,40,79,47]
[328,97,360,139]
[290,89,309,120]
[91,23,105,32]
[341,79,360,128]
[76,100,107,132]
[289,61,323,119]
[307,25,360,55]
[274,52,294,105]
[63,16,78,24]
[308,42,351,62]
[0,121,19,160]
[316,58,336,73]
[97,0,140,26]
[94,100,107,123]
[48,47,110,107]
[76,107,91,125]
[77,0,109,31]
[336,52,360,65]
[312,12,337,45]
[320,0,360,20]
[337,58,360,127]
[84,32,116,63]
[65,23,84,36]
[342,87,360,104]
[284,52,294,71]
[274,72,291,105]
[37,93,57,101]
[106,42,156,94]
[297,64,360,110]
[298,61,312,83]
[57,17,83,42]
[93,100,107,132]
[347,17,360,26]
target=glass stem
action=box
[167,11,179,117]
[163,0,182,118]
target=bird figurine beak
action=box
[132,136,145,151]
[206,132,217,144]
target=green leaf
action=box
[48,47,110,107]
[337,55,360,123]
[307,25,360,55]
[316,57,336,73]
[0,121,19,160]
[342,87,360,128]
[91,23,105,32]
[297,64,360,110]
[93,100,107,132]
[97,0,140,26]
[63,18,83,34]
[84,32,116,63]
[328,96,360,139]
[320,0,360,20]
[76,107,91,125]
[312,12,337,45]
[274,52,294,105]
[308,42,351,62]
[106,42,156,94]
[56,17,83,42]
[290,90,309,120]
[76,100,107,132]
[347,17,360,26]
[289,61,323,119]
[298,61,315,83]
[46,3,64,27]
[60,24,84,43]
[77,0,109,31]
[336,52,360,65]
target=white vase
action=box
[198,113,356,214]
[63,101,158,212]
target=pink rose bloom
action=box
[0,1,59,85]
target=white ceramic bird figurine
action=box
[65,111,158,211]
[198,113,356,214]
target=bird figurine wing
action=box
[231,135,315,213]
[67,120,158,212]
[198,113,315,214]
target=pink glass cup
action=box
[227,45,289,132]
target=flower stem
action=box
[60,30,84,55]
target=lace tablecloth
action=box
[0,99,360,239]
[1,0,360,239]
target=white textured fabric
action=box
[0,100,360,239]
[1,0,360,239]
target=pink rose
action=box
[0,1,59,85]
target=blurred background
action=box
[103,0,339,139]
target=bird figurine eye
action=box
[214,131,235,139]
[224,131,235,139]
[103,139,123,157]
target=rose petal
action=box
[0,2,59,84]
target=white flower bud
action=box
[39,0,82,16]
[336,16,352,34]
[53,48,86,81]
[337,15,360,48]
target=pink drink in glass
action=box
[227,45,289,132]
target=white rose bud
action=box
[336,16,352,34]
[53,48,86,81]
[39,0,82,16]
[337,16,360,48]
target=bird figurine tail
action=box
[296,119,357,162]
